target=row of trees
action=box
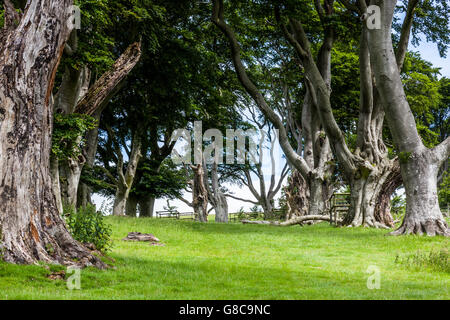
[0,0,448,266]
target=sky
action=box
[92,34,449,216]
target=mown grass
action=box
[0,217,448,300]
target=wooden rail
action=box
[329,193,351,225]
[156,210,194,220]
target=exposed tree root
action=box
[388,219,450,237]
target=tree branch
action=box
[211,0,311,178]
[225,194,259,205]
[75,42,142,115]
[396,0,419,71]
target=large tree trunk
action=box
[342,157,401,229]
[112,186,128,216]
[214,194,228,223]
[112,132,142,216]
[50,155,64,214]
[284,171,309,219]
[390,151,449,236]
[367,0,449,236]
[77,110,101,208]
[208,161,228,223]
[191,164,208,222]
[0,0,104,267]
[139,196,155,218]
[374,160,402,227]
[126,194,138,217]
[308,171,332,216]
[60,156,85,207]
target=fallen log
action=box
[242,215,340,226]
[122,232,160,243]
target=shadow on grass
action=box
[77,254,444,300]
[173,219,391,241]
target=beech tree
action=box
[0,0,103,266]
[365,0,449,235]
[211,0,449,230]
[212,0,337,223]
[226,113,290,219]
[52,41,141,212]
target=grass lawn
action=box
[0,216,448,300]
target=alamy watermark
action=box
[67,5,81,30]
[366,265,381,290]
[362,5,381,30]
[66,266,81,290]
[170,121,285,180]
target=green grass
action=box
[0,217,448,300]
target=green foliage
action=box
[133,159,189,200]
[398,151,412,164]
[271,209,287,221]
[248,205,263,219]
[439,169,450,208]
[163,200,177,214]
[63,205,112,252]
[402,52,443,147]
[391,191,406,225]
[52,113,97,160]
[331,45,361,132]
[395,244,449,273]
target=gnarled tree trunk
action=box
[344,161,399,228]
[0,0,103,267]
[191,164,209,222]
[284,171,309,219]
[391,150,448,235]
[367,0,449,236]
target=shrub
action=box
[271,209,287,221]
[63,204,112,252]
[395,244,449,273]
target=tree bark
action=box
[77,109,101,208]
[209,162,228,223]
[284,171,309,219]
[390,150,449,236]
[53,63,90,209]
[343,160,399,228]
[374,160,402,227]
[126,194,138,217]
[139,196,155,218]
[111,129,142,216]
[191,164,209,222]
[0,0,104,267]
[50,155,64,214]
